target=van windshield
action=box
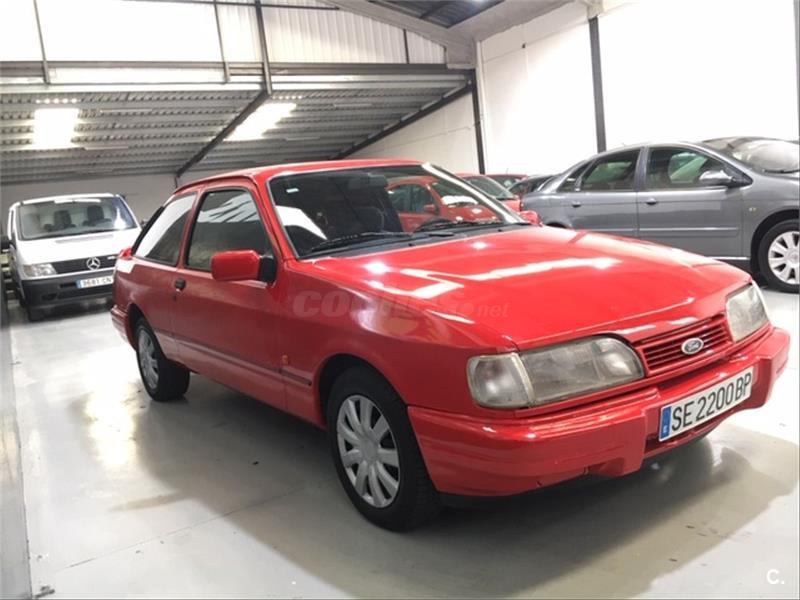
[18,196,137,240]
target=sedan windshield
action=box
[705,137,799,173]
[464,175,516,200]
[18,196,137,240]
[268,164,522,258]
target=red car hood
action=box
[306,227,750,349]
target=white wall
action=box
[477,3,597,176]
[477,0,799,176]
[0,173,177,230]
[599,0,799,147]
[349,93,479,173]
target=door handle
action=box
[645,197,659,206]
[174,278,186,291]
[571,199,582,208]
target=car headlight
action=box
[726,282,769,342]
[22,263,56,278]
[467,337,644,409]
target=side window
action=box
[579,151,639,192]
[186,189,270,271]
[647,147,727,189]
[558,164,588,192]
[133,193,195,265]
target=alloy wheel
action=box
[336,394,400,508]
[137,330,159,390]
[768,231,800,285]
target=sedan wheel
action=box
[767,231,800,286]
[759,219,800,293]
[336,394,400,508]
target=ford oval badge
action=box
[681,337,705,355]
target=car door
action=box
[129,192,197,360]
[557,149,641,238]
[637,145,744,257]
[170,183,286,410]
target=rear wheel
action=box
[135,320,190,401]
[758,219,799,293]
[327,366,440,530]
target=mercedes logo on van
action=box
[86,257,101,270]
[681,337,705,355]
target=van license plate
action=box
[76,275,113,289]
[658,367,754,442]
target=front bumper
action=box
[409,326,790,497]
[20,269,114,308]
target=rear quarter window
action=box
[133,193,196,265]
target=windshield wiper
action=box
[414,219,505,233]
[766,168,800,174]
[306,231,411,254]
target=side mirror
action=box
[698,169,738,187]
[519,210,541,225]
[211,250,263,282]
[423,203,438,215]
[1,235,10,251]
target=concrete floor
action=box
[2,290,798,599]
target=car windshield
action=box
[18,196,137,240]
[705,138,799,173]
[464,175,516,200]
[268,164,522,258]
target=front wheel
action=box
[327,367,440,530]
[135,321,190,401]
[758,219,799,293]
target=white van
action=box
[2,193,141,321]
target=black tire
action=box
[326,366,440,531]
[758,219,799,293]
[134,320,190,402]
[25,304,44,321]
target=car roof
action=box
[175,159,423,195]
[11,192,120,209]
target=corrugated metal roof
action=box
[0,68,468,184]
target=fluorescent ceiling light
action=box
[33,108,79,149]
[227,102,296,142]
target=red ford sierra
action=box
[112,160,789,530]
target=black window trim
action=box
[576,148,643,193]
[132,192,197,267]
[183,186,272,274]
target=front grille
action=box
[52,255,116,274]
[636,316,732,374]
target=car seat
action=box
[53,210,74,229]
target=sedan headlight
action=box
[22,263,56,278]
[726,282,769,342]
[468,337,644,409]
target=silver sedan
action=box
[522,137,799,292]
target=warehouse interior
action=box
[1,0,798,598]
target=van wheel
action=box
[135,320,190,402]
[25,305,44,321]
[327,366,440,531]
[758,219,799,293]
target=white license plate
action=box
[658,367,754,442]
[76,275,113,289]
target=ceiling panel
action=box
[0,67,469,185]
